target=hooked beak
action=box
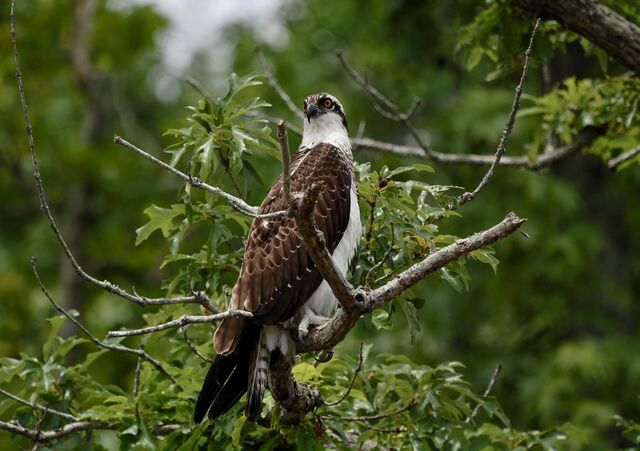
[305,103,319,122]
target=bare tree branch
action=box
[467,364,503,423]
[181,326,214,363]
[31,258,177,382]
[324,343,364,407]
[106,310,253,339]
[0,389,78,423]
[255,46,301,117]
[335,398,418,422]
[269,357,324,425]
[514,0,640,74]
[10,7,217,313]
[0,419,113,444]
[113,135,285,219]
[298,212,526,353]
[457,18,540,207]
[337,51,435,159]
[608,144,640,170]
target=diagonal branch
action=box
[298,212,526,352]
[255,46,301,118]
[608,144,640,170]
[276,123,360,310]
[31,258,177,382]
[457,18,541,207]
[113,135,285,219]
[10,7,215,314]
[0,389,78,423]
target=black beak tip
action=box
[305,104,319,122]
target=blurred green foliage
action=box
[1,0,639,449]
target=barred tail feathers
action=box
[246,329,270,421]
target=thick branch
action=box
[106,310,253,338]
[269,358,324,425]
[276,123,359,310]
[298,212,526,352]
[514,0,640,73]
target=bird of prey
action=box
[194,92,362,423]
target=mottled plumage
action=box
[194,93,361,423]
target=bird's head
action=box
[302,92,348,134]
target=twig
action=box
[10,9,216,313]
[364,240,394,288]
[0,419,112,444]
[324,343,364,407]
[255,46,301,117]
[181,326,214,363]
[113,135,285,219]
[336,51,435,159]
[0,388,78,422]
[457,18,540,207]
[467,364,502,423]
[335,398,418,422]
[133,347,143,398]
[277,121,294,205]
[608,144,640,170]
[31,258,177,382]
[257,52,602,170]
[106,310,253,338]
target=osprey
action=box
[194,93,362,423]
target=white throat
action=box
[300,113,351,153]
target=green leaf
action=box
[135,204,185,245]
[372,309,392,330]
[398,299,421,344]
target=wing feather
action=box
[214,144,354,354]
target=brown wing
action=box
[214,143,352,355]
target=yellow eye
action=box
[323,98,333,109]
[302,101,307,112]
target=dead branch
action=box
[0,419,113,444]
[457,18,541,207]
[324,343,364,407]
[467,364,503,422]
[269,357,324,425]
[298,212,526,353]
[256,46,301,117]
[106,310,253,338]
[181,326,214,363]
[31,258,177,382]
[113,135,285,219]
[10,9,217,313]
[608,144,640,170]
[0,389,78,422]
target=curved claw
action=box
[314,350,334,363]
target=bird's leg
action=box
[296,305,331,341]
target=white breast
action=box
[307,180,362,316]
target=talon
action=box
[314,350,334,363]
